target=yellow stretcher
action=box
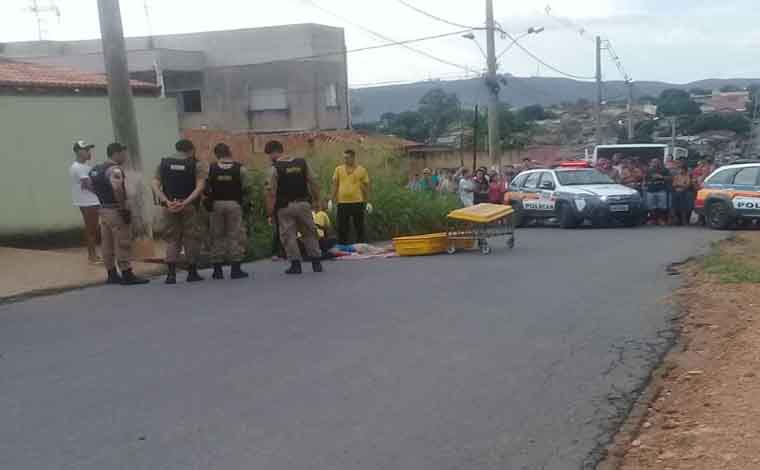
[446,203,516,255]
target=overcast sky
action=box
[1,0,757,87]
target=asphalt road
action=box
[0,227,724,470]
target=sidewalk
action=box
[0,243,166,302]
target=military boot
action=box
[165,263,177,285]
[230,263,249,279]
[106,268,122,285]
[121,269,150,286]
[187,265,204,283]
[212,263,225,280]
[285,260,302,275]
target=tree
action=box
[517,104,547,122]
[720,84,742,93]
[376,111,428,143]
[637,95,657,104]
[689,113,751,135]
[689,88,712,96]
[417,88,461,142]
[657,89,701,116]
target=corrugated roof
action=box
[0,59,157,91]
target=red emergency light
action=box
[555,161,591,168]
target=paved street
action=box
[0,227,724,470]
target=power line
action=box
[238,29,474,66]
[495,27,595,80]
[394,0,477,29]
[542,4,596,44]
[304,0,478,73]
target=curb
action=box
[0,266,166,307]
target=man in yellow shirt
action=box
[331,149,370,244]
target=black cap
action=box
[106,142,127,157]
[175,139,195,153]
[73,140,95,152]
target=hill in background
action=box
[350,76,760,123]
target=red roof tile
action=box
[0,59,157,91]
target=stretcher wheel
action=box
[446,245,457,255]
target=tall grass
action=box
[240,143,459,259]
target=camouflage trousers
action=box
[278,201,321,262]
[99,208,132,271]
[163,204,201,264]
[210,200,244,263]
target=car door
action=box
[506,173,529,208]
[518,171,544,217]
[730,166,760,217]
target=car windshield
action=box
[556,169,614,185]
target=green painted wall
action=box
[0,96,179,236]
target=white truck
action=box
[586,144,688,166]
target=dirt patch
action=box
[601,232,760,470]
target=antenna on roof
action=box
[26,0,60,40]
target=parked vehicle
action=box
[695,161,760,229]
[588,144,688,166]
[507,163,645,228]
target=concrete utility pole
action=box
[473,104,479,172]
[626,80,634,141]
[97,0,152,241]
[594,36,603,145]
[485,0,500,168]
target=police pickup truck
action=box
[507,163,645,228]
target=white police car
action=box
[506,163,645,228]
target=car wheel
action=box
[707,201,732,230]
[559,203,578,229]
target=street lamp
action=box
[496,26,544,60]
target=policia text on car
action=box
[88,143,150,286]
[152,139,208,284]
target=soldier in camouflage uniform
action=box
[151,139,208,284]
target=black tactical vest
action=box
[275,158,309,208]
[209,161,243,203]
[160,156,196,200]
[89,161,119,205]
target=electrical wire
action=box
[304,0,478,73]
[394,0,478,29]
[237,29,473,66]
[495,27,596,80]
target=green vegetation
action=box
[367,87,543,151]
[239,143,459,260]
[689,112,751,135]
[657,89,702,116]
[702,252,760,283]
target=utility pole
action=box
[671,116,677,150]
[97,0,151,241]
[473,105,479,172]
[485,0,500,168]
[626,80,634,141]
[594,36,603,146]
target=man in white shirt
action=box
[69,140,101,263]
